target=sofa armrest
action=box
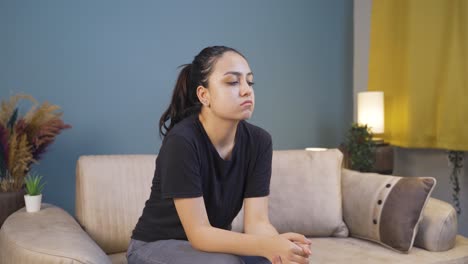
[414,197,458,252]
[0,203,111,264]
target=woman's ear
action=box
[196,85,211,107]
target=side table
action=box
[372,143,394,174]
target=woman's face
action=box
[200,51,255,121]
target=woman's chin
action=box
[239,111,253,120]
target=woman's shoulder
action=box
[162,115,200,145]
[240,120,272,143]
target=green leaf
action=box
[24,172,46,196]
[344,122,376,172]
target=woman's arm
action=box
[244,196,279,236]
[174,197,309,263]
[243,196,312,257]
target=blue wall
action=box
[0,0,353,215]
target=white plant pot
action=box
[24,194,42,213]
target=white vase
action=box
[24,194,42,213]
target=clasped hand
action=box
[267,232,312,264]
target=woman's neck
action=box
[198,111,238,159]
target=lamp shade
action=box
[357,91,384,134]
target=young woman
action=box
[127,46,312,264]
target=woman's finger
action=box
[291,244,309,257]
[290,247,310,264]
[272,255,282,264]
[294,242,312,256]
[281,232,312,245]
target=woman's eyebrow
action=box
[224,71,254,77]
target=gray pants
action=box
[126,238,271,264]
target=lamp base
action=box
[372,137,387,146]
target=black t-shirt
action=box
[131,113,273,242]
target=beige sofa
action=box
[1,150,468,264]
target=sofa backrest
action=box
[75,149,345,254]
[232,149,348,237]
[75,155,156,254]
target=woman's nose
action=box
[240,80,252,96]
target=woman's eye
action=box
[226,81,255,86]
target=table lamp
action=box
[357,91,393,174]
[357,91,385,145]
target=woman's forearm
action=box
[190,225,270,257]
[245,222,279,236]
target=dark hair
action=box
[158,46,246,138]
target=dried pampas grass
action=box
[0,94,70,192]
[0,94,37,128]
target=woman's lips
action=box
[240,100,253,106]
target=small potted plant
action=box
[340,123,376,172]
[24,172,46,212]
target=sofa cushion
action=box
[75,155,156,254]
[414,197,458,251]
[342,169,436,253]
[308,235,468,263]
[232,149,349,237]
[0,204,112,264]
[108,252,127,264]
[102,236,468,264]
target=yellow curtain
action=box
[368,0,468,151]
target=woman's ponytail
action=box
[159,63,201,138]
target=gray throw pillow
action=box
[342,169,436,253]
